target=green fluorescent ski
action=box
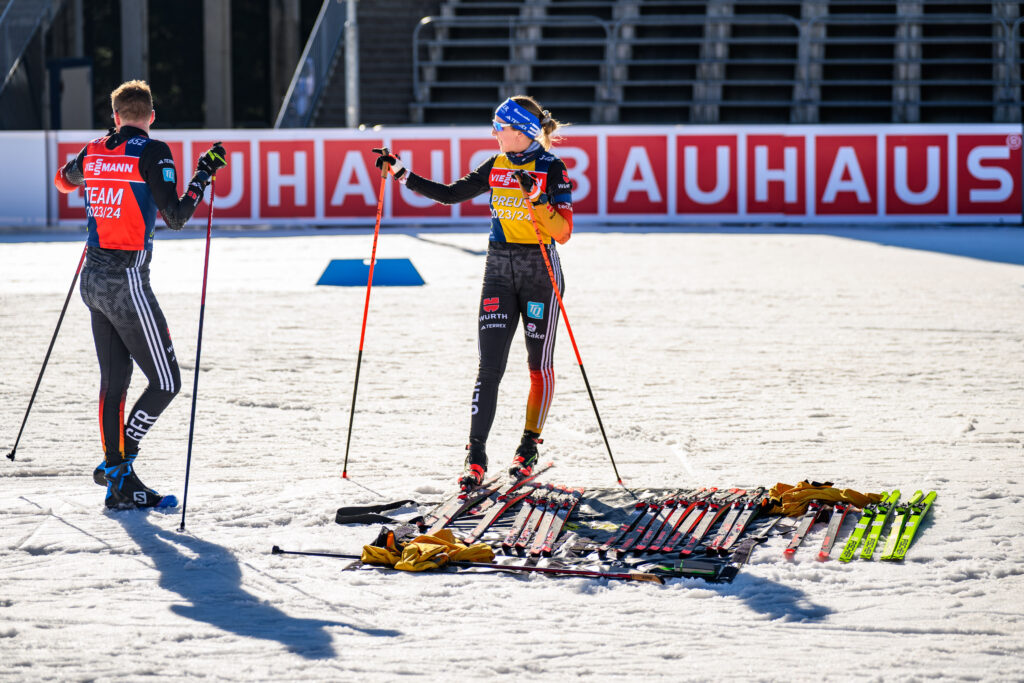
[860,490,901,560]
[883,490,936,561]
[879,490,924,559]
[837,491,886,563]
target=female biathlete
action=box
[373,95,573,491]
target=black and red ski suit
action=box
[54,125,209,464]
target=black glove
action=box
[372,147,406,181]
[196,142,227,179]
[512,169,543,204]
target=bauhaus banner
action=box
[7,124,1021,227]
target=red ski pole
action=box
[342,154,389,478]
[521,191,622,485]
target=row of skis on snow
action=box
[790,489,939,563]
[419,470,936,572]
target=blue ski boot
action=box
[104,461,176,510]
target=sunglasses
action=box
[492,119,523,133]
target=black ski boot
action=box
[94,453,135,486]
[103,460,169,510]
[459,438,488,493]
[509,430,542,478]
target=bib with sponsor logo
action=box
[83,136,157,251]
[488,152,568,244]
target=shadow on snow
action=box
[114,512,401,659]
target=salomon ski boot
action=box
[103,461,174,510]
[94,452,135,486]
[459,438,488,493]
[509,430,541,478]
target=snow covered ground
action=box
[2,225,1023,681]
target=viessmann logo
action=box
[85,158,136,176]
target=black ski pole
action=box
[7,245,87,461]
[271,546,664,584]
[179,181,215,531]
[342,155,388,478]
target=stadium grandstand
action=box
[1,0,1021,131]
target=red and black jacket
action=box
[54,126,208,251]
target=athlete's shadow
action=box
[115,512,400,659]
[723,574,832,621]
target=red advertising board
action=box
[46,125,1021,227]
[956,133,1023,215]
[677,134,738,215]
[606,136,668,214]
[815,135,878,215]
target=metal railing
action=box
[0,0,63,94]
[410,3,1024,124]
[274,0,347,128]
[807,13,1020,119]
[412,14,614,112]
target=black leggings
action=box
[80,261,181,461]
[469,241,564,444]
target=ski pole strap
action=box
[335,499,421,525]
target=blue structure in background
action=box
[316,258,425,286]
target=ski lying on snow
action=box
[656,489,718,554]
[634,489,690,553]
[879,490,924,560]
[837,491,886,562]
[595,500,649,556]
[528,488,568,558]
[679,488,746,557]
[612,500,662,557]
[464,486,535,544]
[467,462,553,517]
[817,501,851,561]
[648,488,714,553]
[718,516,787,582]
[501,491,539,554]
[707,487,763,553]
[714,487,768,553]
[272,546,665,583]
[514,492,553,553]
[783,500,825,558]
[860,490,901,560]
[883,490,936,561]
[539,487,585,557]
[421,474,502,532]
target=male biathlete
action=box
[54,80,225,509]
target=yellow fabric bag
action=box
[361,528,495,572]
[768,480,882,516]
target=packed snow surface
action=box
[2,226,1023,681]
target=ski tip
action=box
[817,552,829,562]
